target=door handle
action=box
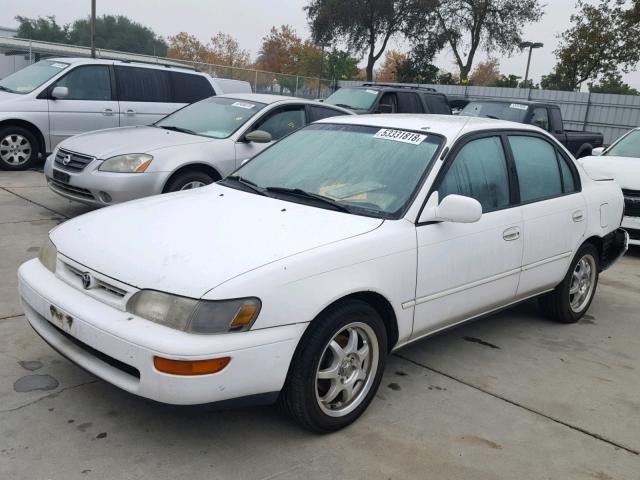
[503,227,520,241]
[102,108,114,116]
[126,109,135,115]
[572,210,585,222]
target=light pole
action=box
[317,43,327,99]
[90,0,96,58]
[519,41,543,86]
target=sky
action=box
[1,0,637,88]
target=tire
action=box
[539,243,600,323]
[0,126,40,171]
[279,300,387,433]
[164,170,215,193]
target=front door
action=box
[48,65,119,148]
[412,135,524,338]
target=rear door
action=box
[396,92,424,113]
[115,66,181,126]
[507,133,586,296]
[47,64,119,147]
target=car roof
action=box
[44,57,198,73]
[315,113,545,139]
[217,93,353,110]
[466,98,548,107]
[344,84,442,95]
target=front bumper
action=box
[621,215,640,246]
[18,259,306,405]
[44,155,168,206]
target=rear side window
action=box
[509,135,563,202]
[308,105,349,122]
[115,66,171,102]
[169,72,214,103]
[396,92,423,113]
[54,65,111,101]
[424,94,451,114]
[438,136,510,213]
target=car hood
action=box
[51,184,384,298]
[57,126,213,159]
[580,155,640,190]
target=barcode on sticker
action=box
[232,102,255,109]
[374,129,427,145]
[509,103,528,110]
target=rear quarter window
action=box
[170,72,215,103]
[423,94,451,114]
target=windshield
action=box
[325,88,379,111]
[461,101,529,122]
[0,60,69,94]
[156,97,267,139]
[605,129,640,158]
[231,124,443,218]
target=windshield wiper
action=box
[331,103,354,109]
[221,175,268,196]
[158,125,198,135]
[483,114,500,120]
[265,187,352,213]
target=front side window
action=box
[155,97,266,139]
[0,60,69,94]
[253,107,306,141]
[461,101,529,122]
[116,66,171,102]
[509,135,563,202]
[438,136,510,213]
[324,88,379,111]
[54,65,112,101]
[530,107,549,131]
[605,129,640,158]
[232,124,443,218]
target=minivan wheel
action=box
[279,300,387,433]
[539,243,600,323]
[164,170,215,193]
[0,126,39,171]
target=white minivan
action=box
[0,58,251,170]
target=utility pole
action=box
[90,0,96,58]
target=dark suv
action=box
[324,84,451,115]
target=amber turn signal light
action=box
[153,356,231,376]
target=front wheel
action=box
[539,243,600,323]
[164,170,215,193]
[279,300,387,433]
[0,126,40,171]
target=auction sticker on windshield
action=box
[366,89,379,95]
[509,103,528,110]
[374,128,427,145]
[232,102,256,109]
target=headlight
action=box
[38,237,57,273]
[126,290,261,334]
[99,154,153,173]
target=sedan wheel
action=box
[180,180,207,190]
[569,254,597,313]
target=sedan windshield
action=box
[0,60,69,94]
[461,101,529,122]
[156,97,267,139]
[325,88,379,111]
[605,129,640,158]
[231,124,443,218]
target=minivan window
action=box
[155,96,266,139]
[325,88,380,111]
[0,60,69,94]
[53,65,112,101]
[115,66,171,102]
[169,72,214,103]
[461,101,529,122]
[509,135,563,202]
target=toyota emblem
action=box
[62,154,72,166]
[81,272,92,289]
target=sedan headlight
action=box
[99,154,153,173]
[126,290,261,334]
[38,237,57,273]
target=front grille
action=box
[54,148,94,172]
[62,261,128,300]
[623,189,640,217]
[47,177,94,200]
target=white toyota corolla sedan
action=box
[18,115,627,432]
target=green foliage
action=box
[395,43,442,84]
[540,69,576,91]
[589,72,639,95]
[325,49,360,80]
[491,74,520,88]
[14,15,167,56]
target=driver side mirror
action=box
[51,86,68,100]
[591,147,605,156]
[244,130,272,144]
[419,192,483,224]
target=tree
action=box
[428,0,544,82]
[469,59,500,86]
[589,72,639,95]
[395,42,442,84]
[492,74,520,88]
[325,49,360,80]
[255,25,306,93]
[550,0,640,91]
[376,50,407,82]
[167,32,210,63]
[540,69,576,91]
[208,32,250,68]
[15,15,167,56]
[305,0,437,81]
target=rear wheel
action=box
[0,126,39,171]
[539,243,599,323]
[164,170,215,193]
[279,300,387,433]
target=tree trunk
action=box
[366,56,375,82]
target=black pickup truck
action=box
[324,83,452,115]
[460,99,603,158]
